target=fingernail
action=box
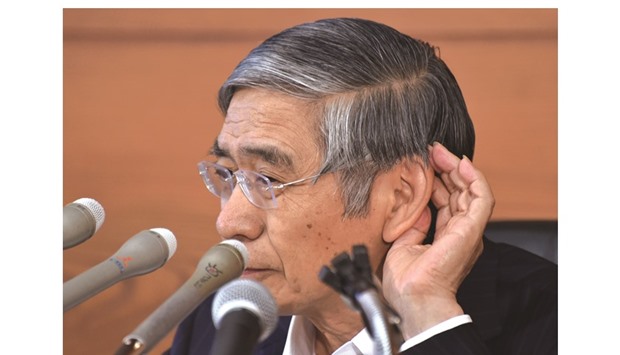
[461,155,472,166]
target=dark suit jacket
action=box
[167,238,558,354]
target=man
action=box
[169,18,557,354]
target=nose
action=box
[215,182,264,242]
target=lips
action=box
[242,268,271,276]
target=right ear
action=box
[382,157,434,244]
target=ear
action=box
[382,157,434,243]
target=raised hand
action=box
[382,142,495,338]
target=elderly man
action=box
[169,18,557,354]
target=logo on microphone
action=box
[193,263,223,288]
[206,263,222,277]
[109,256,133,273]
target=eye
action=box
[261,174,281,184]
[212,163,234,180]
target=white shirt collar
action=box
[282,315,373,355]
[281,313,473,354]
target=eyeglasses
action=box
[197,161,321,209]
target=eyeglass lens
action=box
[199,162,277,209]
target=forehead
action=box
[216,88,322,171]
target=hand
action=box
[382,142,495,338]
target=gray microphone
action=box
[64,197,105,249]
[209,279,278,355]
[115,239,249,355]
[63,228,177,312]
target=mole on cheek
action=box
[306,223,313,229]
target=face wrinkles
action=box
[217,90,319,176]
[211,138,295,176]
[214,88,388,321]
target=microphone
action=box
[64,197,105,249]
[209,278,278,355]
[63,228,177,312]
[319,245,402,355]
[115,239,248,355]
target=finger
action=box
[441,172,459,194]
[458,155,484,185]
[430,143,495,232]
[458,157,495,222]
[430,178,454,230]
[447,167,468,193]
[444,153,492,204]
[456,189,474,214]
[465,186,495,225]
[429,142,461,175]
[451,190,472,215]
[433,177,478,218]
[459,157,494,202]
[430,143,467,194]
[431,175,450,210]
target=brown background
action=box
[63,9,557,354]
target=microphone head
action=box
[219,239,249,268]
[73,197,105,232]
[212,278,278,342]
[111,228,178,278]
[149,228,177,261]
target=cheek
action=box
[269,209,344,277]
[267,184,372,285]
[302,220,342,258]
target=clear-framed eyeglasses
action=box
[197,161,322,209]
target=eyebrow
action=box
[210,139,295,171]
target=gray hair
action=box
[218,18,475,218]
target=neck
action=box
[305,296,365,355]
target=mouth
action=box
[242,268,272,277]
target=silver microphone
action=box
[63,228,177,312]
[63,197,105,249]
[116,239,248,355]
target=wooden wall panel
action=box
[63,9,557,354]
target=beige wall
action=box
[63,9,557,354]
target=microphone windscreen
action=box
[149,227,177,261]
[63,197,106,249]
[74,197,105,231]
[212,278,278,342]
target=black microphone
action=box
[209,278,278,355]
[116,239,248,355]
[319,245,402,355]
[63,197,105,249]
[63,228,177,312]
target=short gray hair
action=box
[218,18,475,218]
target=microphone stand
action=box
[114,338,143,355]
[319,245,402,355]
